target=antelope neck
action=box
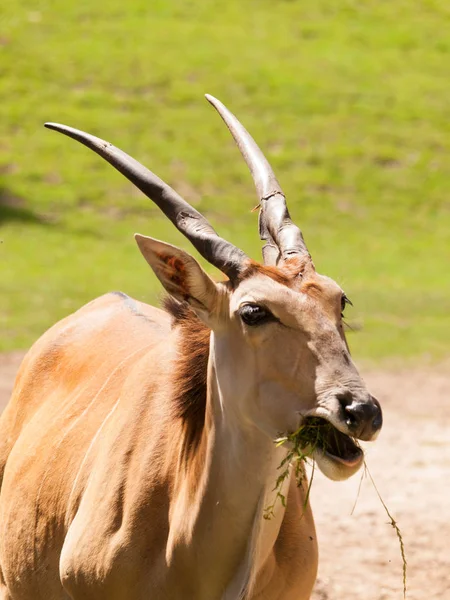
[170,333,290,598]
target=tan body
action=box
[0,95,382,599]
[0,292,318,600]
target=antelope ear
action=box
[135,234,221,314]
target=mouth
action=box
[296,417,364,480]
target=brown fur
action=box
[300,281,324,297]
[163,297,210,455]
[237,257,314,288]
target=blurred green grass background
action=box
[1,0,449,363]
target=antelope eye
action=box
[239,304,274,326]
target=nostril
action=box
[336,392,361,428]
[344,409,358,428]
[344,402,362,429]
[336,391,358,427]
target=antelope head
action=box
[45,95,382,481]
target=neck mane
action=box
[163,297,210,459]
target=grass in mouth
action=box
[263,417,334,520]
[265,418,407,598]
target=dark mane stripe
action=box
[163,297,210,453]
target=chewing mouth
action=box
[300,417,363,467]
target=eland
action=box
[0,95,382,600]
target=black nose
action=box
[339,394,383,441]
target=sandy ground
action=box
[310,365,450,600]
[0,353,449,599]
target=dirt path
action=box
[1,354,449,599]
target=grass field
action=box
[1,0,449,362]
